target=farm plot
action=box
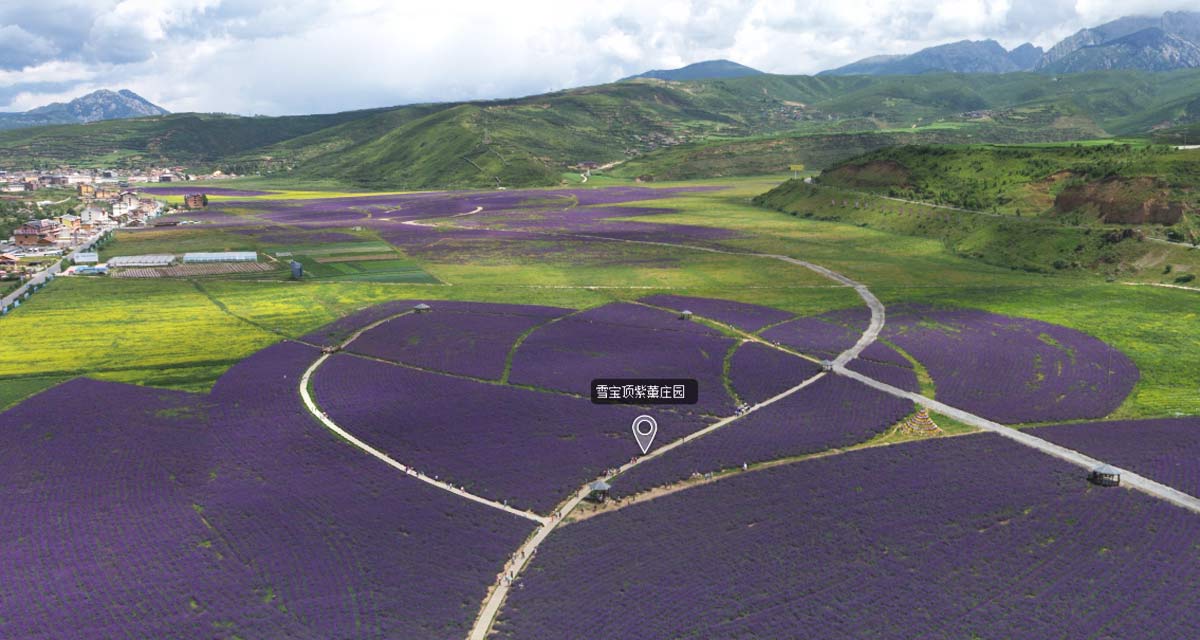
[312,354,712,513]
[291,252,439,283]
[1035,417,1200,498]
[138,186,276,197]
[761,315,865,361]
[845,358,921,392]
[874,305,1139,423]
[615,374,913,494]
[508,303,737,416]
[347,302,570,379]
[0,341,533,639]
[497,434,1200,639]
[110,261,278,278]
[455,205,740,244]
[727,341,823,404]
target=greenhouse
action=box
[107,254,175,268]
[182,251,258,263]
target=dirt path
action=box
[1121,281,1199,293]
[297,310,547,525]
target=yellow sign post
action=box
[789,164,805,179]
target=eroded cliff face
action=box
[1055,176,1186,225]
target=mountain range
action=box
[823,10,1200,75]
[2,70,1198,189]
[622,59,764,82]
[0,89,168,131]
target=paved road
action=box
[837,365,1200,515]
[1,230,105,310]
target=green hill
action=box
[812,143,1200,227]
[4,70,1200,188]
[0,110,384,170]
[754,176,1199,278]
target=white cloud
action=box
[0,0,1196,115]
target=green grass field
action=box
[2,177,1197,422]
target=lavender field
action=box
[509,303,738,416]
[347,302,570,379]
[313,354,712,512]
[498,434,1200,639]
[1036,417,1200,497]
[615,374,913,494]
[728,341,823,404]
[873,305,1139,423]
[0,342,533,639]
[0,281,1173,639]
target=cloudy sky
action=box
[0,0,1195,115]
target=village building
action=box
[0,253,19,269]
[57,214,81,231]
[14,219,63,247]
[183,193,208,209]
[77,183,96,198]
[79,206,108,231]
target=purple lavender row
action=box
[728,341,823,404]
[313,354,712,513]
[845,358,921,392]
[509,303,736,416]
[205,341,533,638]
[497,433,1200,639]
[0,341,533,638]
[760,315,862,360]
[303,299,569,348]
[1034,417,1200,497]
[615,374,913,494]
[876,305,1138,423]
[0,379,305,638]
[348,307,566,379]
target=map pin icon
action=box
[631,415,657,454]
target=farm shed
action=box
[413,303,432,313]
[679,310,693,320]
[1089,464,1121,487]
[108,254,175,268]
[587,480,612,503]
[182,251,257,264]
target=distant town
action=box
[0,166,244,312]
